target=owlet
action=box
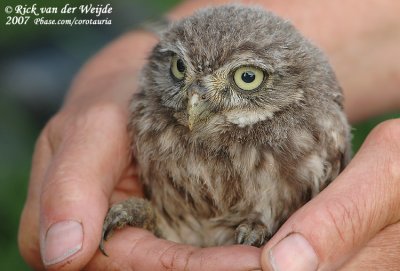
[100,5,351,253]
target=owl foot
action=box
[100,197,159,256]
[235,220,271,247]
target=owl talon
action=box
[99,198,159,256]
[235,220,271,247]
[99,239,108,257]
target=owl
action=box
[100,5,351,253]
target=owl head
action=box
[140,5,342,140]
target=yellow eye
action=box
[170,55,186,80]
[233,66,264,91]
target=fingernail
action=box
[42,220,83,266]
[269,233,318,271]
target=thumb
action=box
[261,120,400,271]
[40,105,131,270]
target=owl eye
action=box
[233,66,264,91]
[170,55,186,80]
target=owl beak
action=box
[187,92,211,130]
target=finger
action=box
[39,104,131,270]
[86,228,262,271]
[261,119,400,271]
[18,130,53,270]
[339,222,400,270]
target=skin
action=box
[18,0,400,270]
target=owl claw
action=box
[235,220,271,247]
[235,227,247,244]
[99,239,108,257]
[100,215,124,256]
[100,203,133,256]
[99,198,159,256]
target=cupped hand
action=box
[18,100,138,270]
[261,119,400,271]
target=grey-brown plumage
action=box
[100,5,351,253]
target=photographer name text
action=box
[4,3,113,26]
[13,4,112,17]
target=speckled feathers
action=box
[102,5,351,248]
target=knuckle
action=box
[44,102,128,149]
[369,119,400,150]
[83,102,128,128]
[33,127,52,154]
[318,197,363,247]
[57,101,127,130]
[159,244,194,271]
[41,174,87,205]
[43,110,78,151]
[102,258,132,271]
[46,111,69,135]
[39,113,65,151]
[370,119,400,204]
[127,235,147,268]
[73,103,129,142]
[342,222,400,269]
[378,119,400,180]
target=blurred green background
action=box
[0,0,398,270]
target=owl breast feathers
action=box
[101,5,351,250]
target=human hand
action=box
[19,0,400,270]
[260,119,400,271]
[17,87,141,270]
[16,31,141,270]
